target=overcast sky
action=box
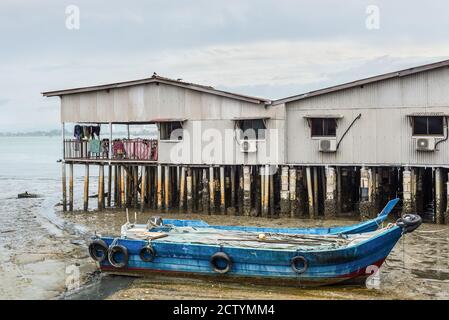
[1,0,449,132]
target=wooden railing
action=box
[64,138,158,161]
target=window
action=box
[310,118,337,137]
[159,121,183,140]
[412,116,444,135]
[238,119,266,140]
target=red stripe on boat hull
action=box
[99,258,387,287]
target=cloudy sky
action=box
[1,0,449,132]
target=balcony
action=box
[63,138,158,162]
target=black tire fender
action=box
[108,244,129,268]
[210,252,232,274]
[88,239,108,262]
[291,255,308,274]
[139,246,156,262]
[396,214,422,234]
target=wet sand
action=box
[62,209,449,300]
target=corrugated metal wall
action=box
[286,67,449,166]
[60,82,285,165]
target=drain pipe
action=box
[435,117,449,149]
[336,113,362,150]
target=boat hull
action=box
[97,226,403,287]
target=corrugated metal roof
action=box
[273,59,449,105]
[42,74,271,105]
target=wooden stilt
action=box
[98,164,104,211]
[83,164,89,211]
[209,167,215,214]
[263,165,269,217]
[164,165,170,211]
[238,167,244,215]
[114,165,118,206]
[117,165,122,208]
[62,162,67,212]
[69,163,73,211]
[121,166,126,208]
[140,166,146,212]
[157,165,162,210]
[125,166,131,207]
[179,166,186,211]
[220,166,226,214]
[313,167,319,217]
[133,166,138,209]
[259,166,264,216]
[230,166,236,210]
[192,168,197,211]
[107,164,112,208]
[202,168,209,214]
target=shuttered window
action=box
[412,116,444,135]
[160,121,183,140]
[238,119,266,140]
[310,118,337,137]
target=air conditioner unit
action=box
[240,140,257,153]
[318,139,337,152]
[416,137,436,152]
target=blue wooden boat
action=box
[88,210,421,287]
[135,198,400,236]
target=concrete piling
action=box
[435,168,444,224]
[209,167,215,214]
[187,168,193,213]
[243,166,251,216]
[306,166,314,218]
[359,166,374,219]
[289,167,297,218]
[324,166,337,218]
[202,168,209,214]
[280,166,289,216]
[402,167,413,215]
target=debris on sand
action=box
[17,191,41,199]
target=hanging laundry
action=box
[74,125,82,140]
[89,139,101,154]
[91,125,101,138]
[83,126,91,139]
[113,140,125,159]
[101,139,109,157]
